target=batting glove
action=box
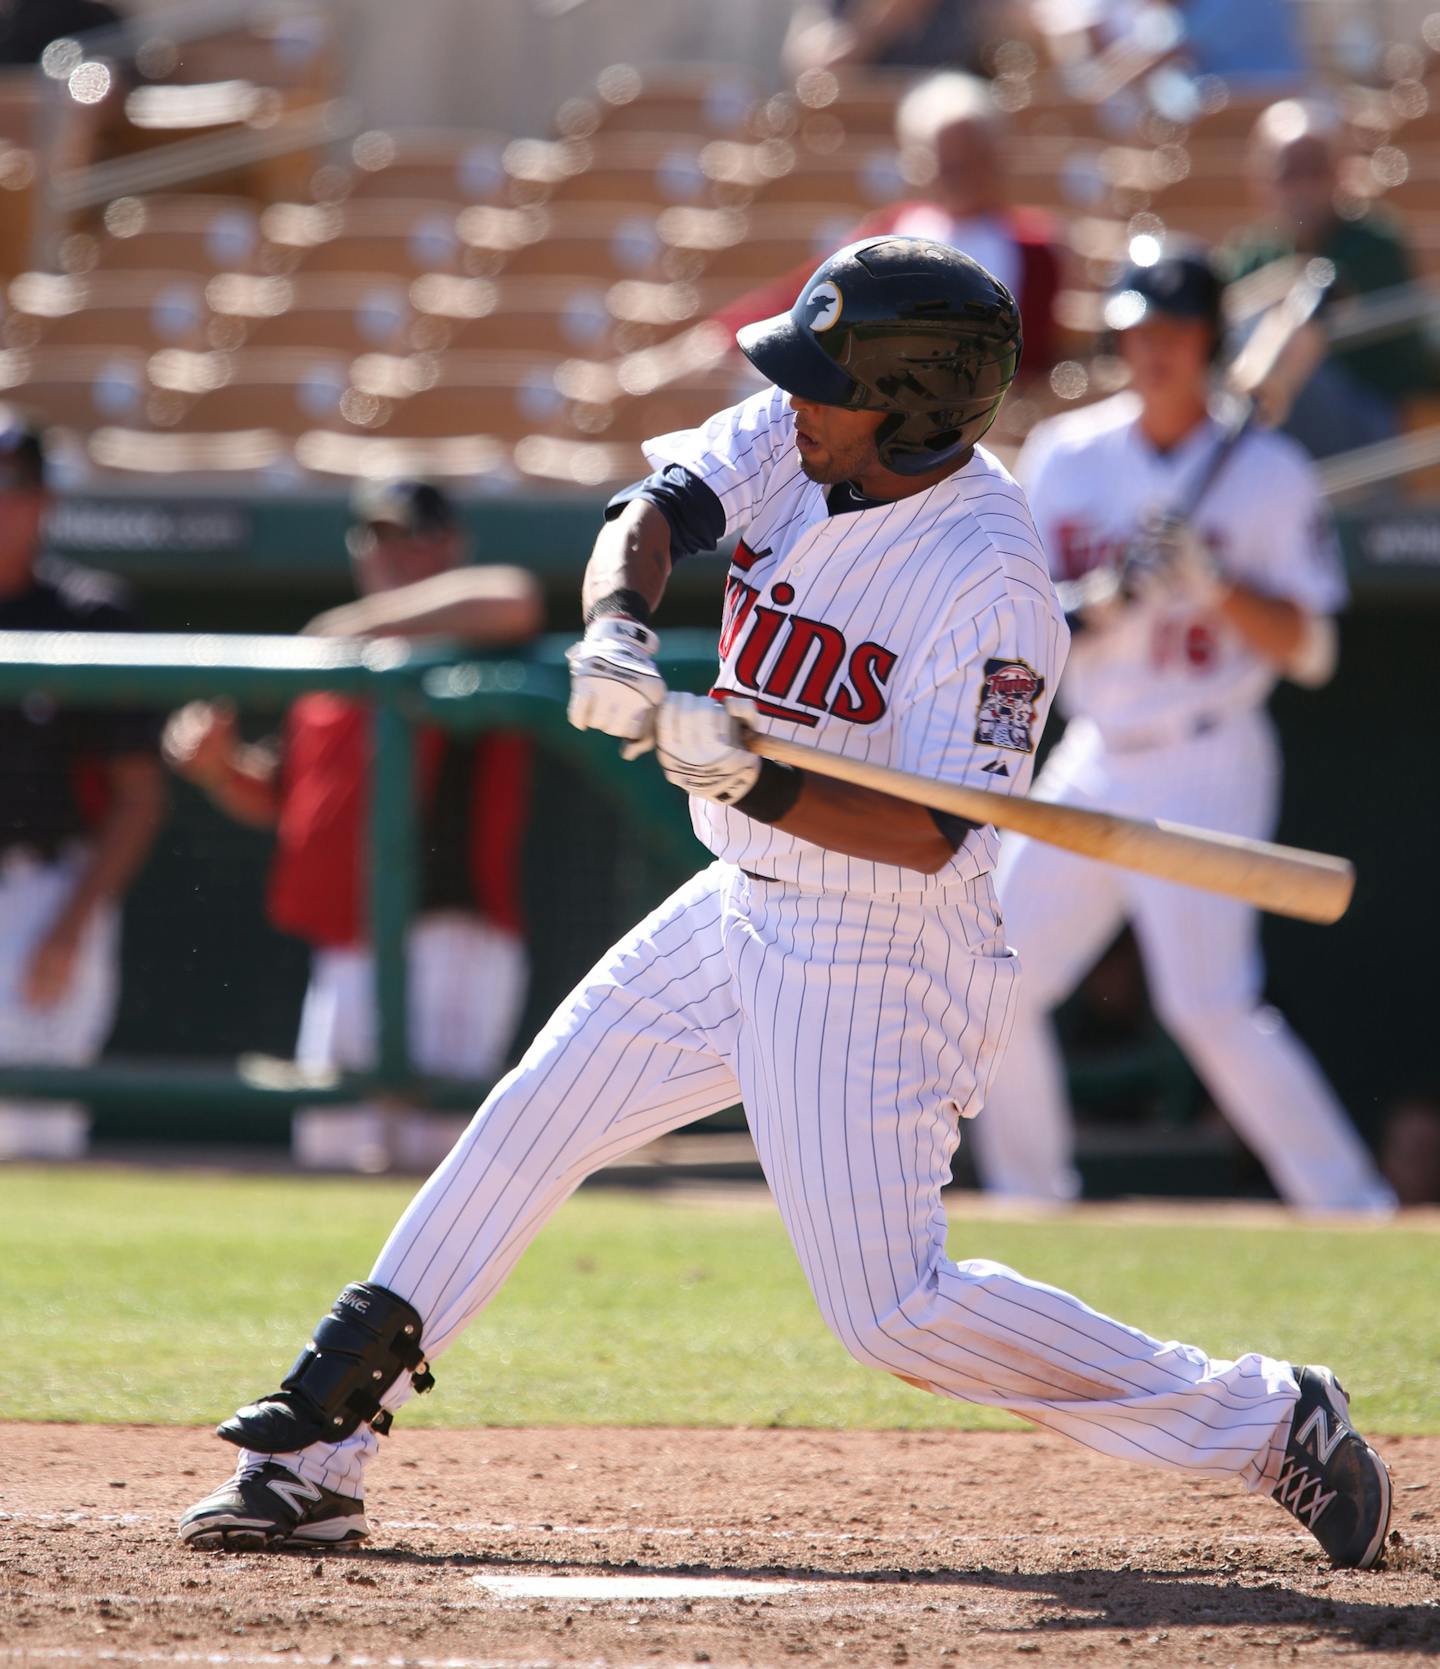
[654,692,762,806]
[565,617,666,755]
[1127,512,1224,607]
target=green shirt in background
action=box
[1227,210,1438,401]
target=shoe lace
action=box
[1275,1454,1338,1528]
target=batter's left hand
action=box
[654,693,761,806]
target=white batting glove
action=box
[654,691,761,806]
[565,617,666,756]
[1127,513,1224,607]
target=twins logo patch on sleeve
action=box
[975,658,1044,753]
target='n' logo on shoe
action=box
[1295,1406,1349,1465]
[266,1475,322,1517]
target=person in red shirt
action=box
[714,71,1064,380]
[164,480,542,1172]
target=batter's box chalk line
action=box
[2,1648,617,1669]
[472,1570,800,1600]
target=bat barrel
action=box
[743,729,1354,925]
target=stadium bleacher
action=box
[0,5,1436,492]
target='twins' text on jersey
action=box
[642,387,1069,894]
[718,573,897,727]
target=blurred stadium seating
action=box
[0,0,1434,493]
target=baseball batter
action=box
[971,246,1396,1213]
[178,239,1391,1570]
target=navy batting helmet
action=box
[1102,243,1224,352]
[736,236,1023,476]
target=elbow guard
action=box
[1287,614,1338,689]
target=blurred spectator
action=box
[0,410,166,1160]
[1227,99,1439,458]
[1032,0,1304,91]
[163,480,542,1173]
[0,0,122,64]
[715,71,1064,378]
[1379,1096,1440,1207]
[783,0,1006,75]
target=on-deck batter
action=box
[971,244,1395,1212]
[177,238,1393,1571]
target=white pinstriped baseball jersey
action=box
[642,387,1069,892]
[232,379,1311,1516]
[1017,392,1347,744]
[976,394,1392,1212]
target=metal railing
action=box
[0,629,703,1111]
[0,629,1197,1128]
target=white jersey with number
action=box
[641,386,1069,893]
[1017,392,1346,746]
[975,391,1392,1214]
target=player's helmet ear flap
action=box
[1101,244,1227,362]
[735,236,1023,474]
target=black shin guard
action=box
[218,1283,435,1452]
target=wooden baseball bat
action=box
[741,730,1354,925]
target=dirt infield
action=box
[3,1424,1437,1668]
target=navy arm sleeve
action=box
[604,464,728,561]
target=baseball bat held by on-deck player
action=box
[740,729,1354,925]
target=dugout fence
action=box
[0,628,1198,1163]
[0,630,704,1117]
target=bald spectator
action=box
[715,71,1064,379]
[1227,99,1439,459]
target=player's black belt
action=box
[740,868,776,883]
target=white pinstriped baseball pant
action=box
[250,860,1299,1499]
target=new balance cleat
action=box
[178,1461,368,1552]
[1272,1365,1392,1569]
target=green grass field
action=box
[2,1167,1436,1433]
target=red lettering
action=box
[1055,520,1124,581]
[762,616,847,707]
[1185,622,1217,668]
[1151,617,1219,672]
[733,606,790,690]
[831,641,897,724]
[718,577,759,658]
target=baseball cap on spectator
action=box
[0,408,47,492]
[349,478,455,535]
